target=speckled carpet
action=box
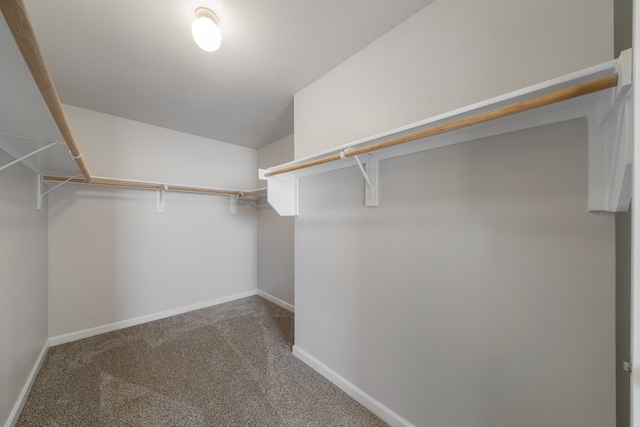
[16,296,386,426]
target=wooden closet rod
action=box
[242,189,268,197]
[264,73,619,177]
[43,175,253,197]
[0,0,92,182]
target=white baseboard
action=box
[49,289,258,346]
[257,290,295,312]
[292,345,415,427]
[5,340,49,427]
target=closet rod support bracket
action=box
[598,48,633,126]
[340,149,378,207]
[38,173,80,210]
[259,169,298,216]
[588,49,633,212]
[230,194,239,214]
[156,185,168,213]
[342,149,372,187]
[37,173,43,210]
[364,155,379,207]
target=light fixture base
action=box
[195,7,218,25]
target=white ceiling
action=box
[22,0,434,149]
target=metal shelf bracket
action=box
[230,194,239,214]
[37,173,80,210]
[156,185,168,213]
[341,149,379,207]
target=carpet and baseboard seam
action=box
[256,290,294,312]
[5,340,49,427]
[49,289,259,346]
[292,345,415,427]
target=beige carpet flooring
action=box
[16,296,387,426]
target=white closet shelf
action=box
[260,50,633,217]
[43,175,265,198]
[40,175,266,214]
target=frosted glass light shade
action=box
[192,8,221,52]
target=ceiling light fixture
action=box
[192,7,221,52]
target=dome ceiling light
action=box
[192,7,221,52]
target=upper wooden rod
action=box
[43,175,248,197]
[0,0,92,182]
[264,73,619,177]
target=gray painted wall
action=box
[257,135,295,306]
[295,120,615,426]
[0,151,48,425]
[615,0,632,57]
[615,0,632,425]
[292,0,615,424]
[294,0,613,159]
[617,208,631,427]
[48,106,258,338]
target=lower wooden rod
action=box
[43,176,246,197]
[264,73,619,177]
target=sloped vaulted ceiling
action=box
[22,0,435,149]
